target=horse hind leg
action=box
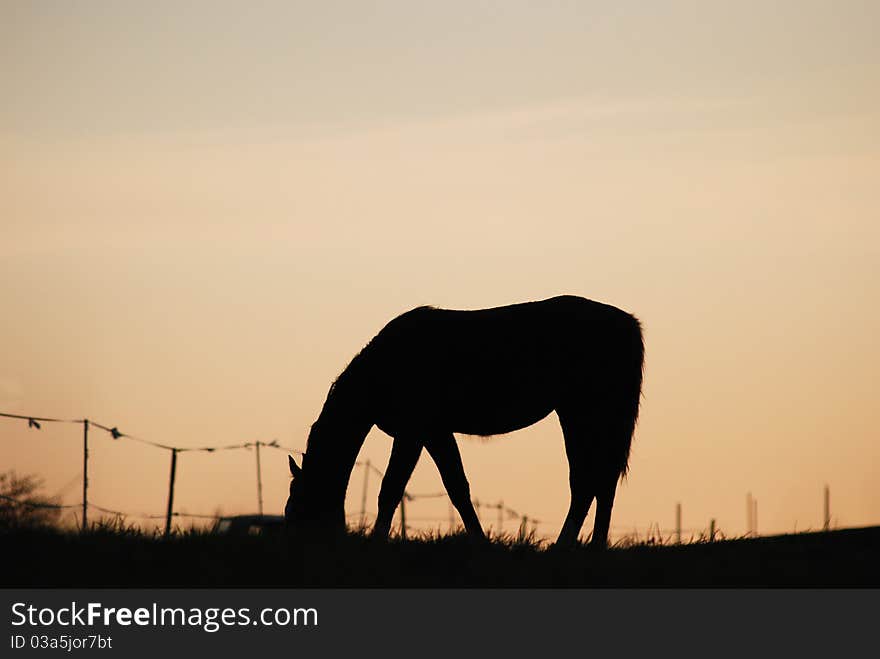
[556,470,594,547]
[372,436,422,540]
[589,419,630,548]
[555,409,622,549]
[590,477,618,549]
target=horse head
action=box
[284,453,346,538]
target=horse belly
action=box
[441,371,557,436]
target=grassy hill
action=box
[3,523,878,587]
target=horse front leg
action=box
[372,436,422,540]
[424,432,486,542]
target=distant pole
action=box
[164,449,178,536]
[752,498,758,536]
[255,441,263,516]
[709,518,716,542]
[399,493,407,540]
[82,419,89,531]
[498,501,503,535]
[747,492,753,536]
[360,460,370,529]
[675,502,681,544]
[824,485,830,531]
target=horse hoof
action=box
[461,531,489,548]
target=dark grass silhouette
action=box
[3,523,879,587]
[286,295,644,548]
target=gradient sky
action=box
[2,1,878,540]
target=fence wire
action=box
[3,408,716,541]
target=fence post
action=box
[255,441,263,516]
[82,419,89,531]
[360,460,370,529]
[746,492,752,536]
[399,493,407,540]
[164,449,178,536]
[675,502,681,544]
[824,485,830,531]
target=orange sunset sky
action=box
[2,1,878,540]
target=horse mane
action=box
[304,349,371,462]
[325,349,368,407]
[325,305,436,408]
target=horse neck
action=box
[306,350,375,508]
[306,399,372,507]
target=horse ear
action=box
[288,455,302,478]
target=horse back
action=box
[364,296,643,435]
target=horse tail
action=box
[612,312,644,480]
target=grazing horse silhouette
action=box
[285,295,644,547]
